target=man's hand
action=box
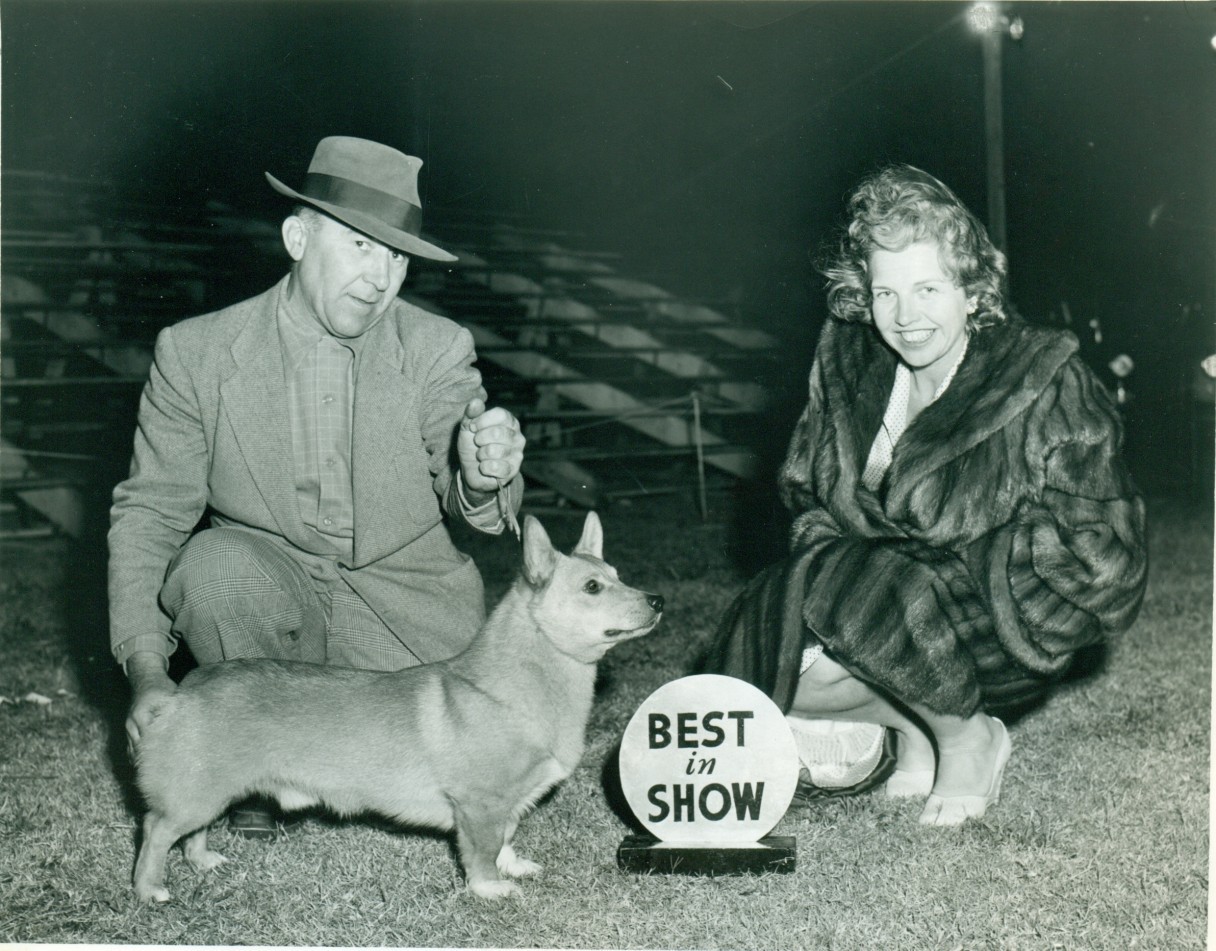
[457,398,526,495]
[124,652,178,746]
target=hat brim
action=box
[265,172,458,263]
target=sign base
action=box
[616,834,796,876]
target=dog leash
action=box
[497,477,521,541]
[462,407,521,542]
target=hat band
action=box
[300,172,423,235]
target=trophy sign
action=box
[616,674,799,875]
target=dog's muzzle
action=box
[606,594,664,638]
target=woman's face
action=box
[868,240,976,387]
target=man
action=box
[109,137,525,831]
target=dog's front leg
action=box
[452,804,517,899]
[496,817,541,879]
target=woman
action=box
[705,165,1147,825]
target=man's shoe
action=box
[228,801,303,840]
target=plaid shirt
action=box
[277,292,503,561]
[278,292,363,558]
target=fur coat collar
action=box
[823,316,1073,497]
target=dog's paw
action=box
[496,844,542,878]
[503,856,542,878]
[135,884,171,904]
[468,878,520,900]
[187,849,228,872]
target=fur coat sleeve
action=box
[775,316,1147,716]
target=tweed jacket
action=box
[708,315,1147,717]
[108,277,522,667]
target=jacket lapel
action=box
[219,279,304,542]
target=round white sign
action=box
[618,674,799,844]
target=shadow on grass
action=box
[309,809,454,847]
[599,738,649,837]
[56,470,147,817]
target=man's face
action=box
[283,212,410,338]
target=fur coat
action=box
[705,315,1147,717]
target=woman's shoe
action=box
[918,718,1011,826]
[786,717,887,789]
[789,727,897,804]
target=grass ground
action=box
[0,491,1210,950]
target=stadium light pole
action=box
[968,2,1023,255]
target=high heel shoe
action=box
[918,718,1011,826]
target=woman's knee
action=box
[800,652,855,689]
[791,653,875,715]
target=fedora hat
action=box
[266,136,457,262]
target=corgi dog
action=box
[132,512,662,902]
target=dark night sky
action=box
[3,0,1214,465]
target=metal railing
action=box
[2,174,790,533]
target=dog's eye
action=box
[583,579,602,594]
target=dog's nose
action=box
[647,594,664,613]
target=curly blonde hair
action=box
[819,165,1008,330]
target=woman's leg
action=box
[790,652,1010,825]
[907,705,1011,826]
[791,653,936,783]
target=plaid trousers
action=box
[160,527,421,671]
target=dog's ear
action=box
[573,511,603,559]
[522,515,557,585]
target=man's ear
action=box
[281,215,308,262]
[522,515,556,586]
